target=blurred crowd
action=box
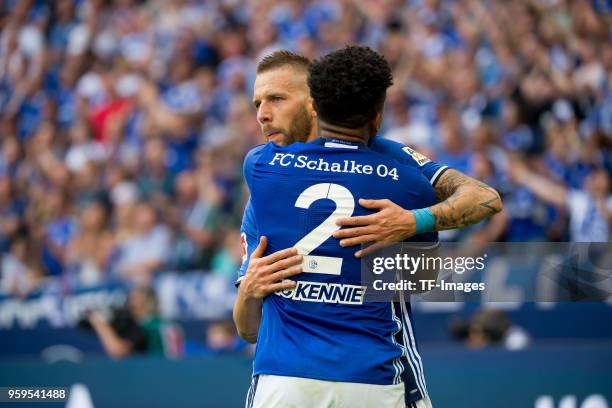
[0,0,610,297]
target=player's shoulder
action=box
[369,137,408,159]
[370,137,451,185]
[243,144,269,184]
[361,143,427,177]
[244,143,268,163]
[370,137,432,167]
[244,143,276,170]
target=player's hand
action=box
[239,236,303,300]
[333,199,415,257]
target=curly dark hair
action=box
[308,45,393,128]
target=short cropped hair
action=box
[256,50,310,74]
[308,46,393,128]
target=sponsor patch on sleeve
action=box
[240,232,248,263]
[402,146,431,166]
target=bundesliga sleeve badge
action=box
[402,146,431,166]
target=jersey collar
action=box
[309,137,367,149]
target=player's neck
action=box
[316,121,370,144]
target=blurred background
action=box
[0,0,610,407]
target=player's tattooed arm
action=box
[333,169,502,257]
[430,169,503,230]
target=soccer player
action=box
[237,45,437,408]
[245,51,502,255]
[234,50,501,407]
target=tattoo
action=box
[432,170,502,230]
[435,170,467,201]
[436,170,498,201]
[479,197,500,215]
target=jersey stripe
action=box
[393,269,426,396]
[399,291,428,397]
[396,298,426,397]
[390,302,406,384]
[429,165,448,186]
[245,375,259,408]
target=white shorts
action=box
[247,374,405,408]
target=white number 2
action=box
[294,183,354,275]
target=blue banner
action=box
[0,273,236,330]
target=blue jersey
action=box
[238,137,448,284]
[240,137,438,390]
[238,138,445,402]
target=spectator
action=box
[115,202,170,285]
[0,0,609,297]
[0,228,43,297]
[36,188,77,277]
[71,160,105,209]
[109,180,138,246]
[88,286,183,358]
[205,320,246,354]
[64,119,107,173]
[211,228,242,279]
[509,162,611,242]
[450,309,530,350]
[0,136,22,178]
[166,170,220,270]
[135,137,173,209]
[66,201,115,285]
[0,175,21,253]
[184,319,247,356]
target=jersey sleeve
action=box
[243,144,266,190]
[236,199,259,286]
[370,137,450,186]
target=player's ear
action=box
[307,96,316,118]
[369,112,383,138]
[375,111,383,130]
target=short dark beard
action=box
[287,104,312,143]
